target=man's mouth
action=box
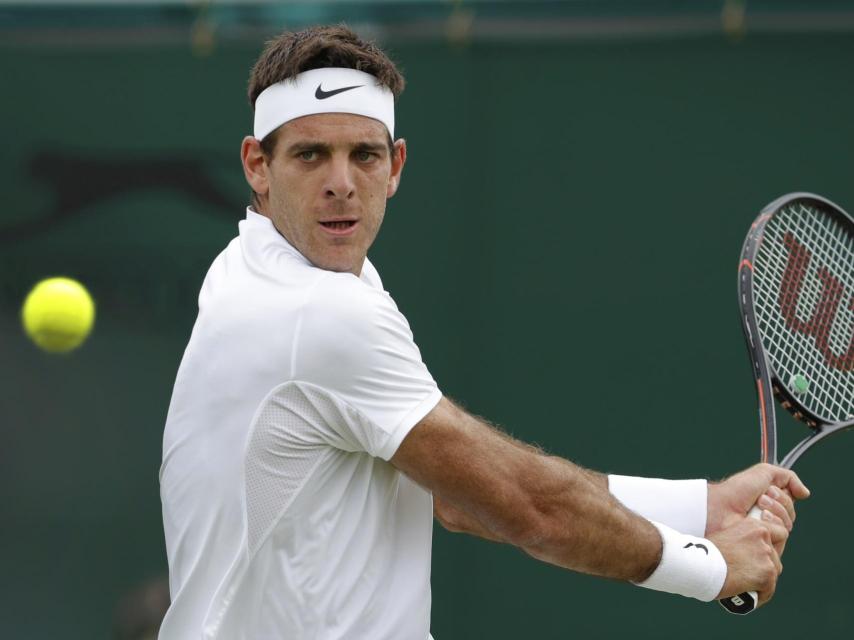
[320,221,356,229]
[319,219,359,236]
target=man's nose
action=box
[323,156,355,200]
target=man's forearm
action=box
[506,452,661,582]
[397,398,662,582]
[432,462,660,580]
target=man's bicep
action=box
[393,397,492,490]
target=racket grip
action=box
[718,506,763,615]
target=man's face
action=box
[254,113,405,275]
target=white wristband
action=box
[635,520,727,602]
[608,475,707,537]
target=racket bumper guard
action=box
[720,590,758,615]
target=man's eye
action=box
[356,151,375,162]
[299,150,317,161]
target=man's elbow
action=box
[433,497,509,543]
[433,502,463,533]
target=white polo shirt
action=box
[159,209,442,640]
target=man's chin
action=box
[309,252,364,276]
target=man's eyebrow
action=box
[352,142,388,153]
[286,141,331,154]
[285,141,388,154]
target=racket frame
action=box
[737,192,854,470]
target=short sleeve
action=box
[293,272,442,460]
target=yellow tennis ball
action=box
[21,277,96,353]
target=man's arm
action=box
[538,466,806,544]
[433,496,505,543]
[398,397,661,582]
[433,465,605,544]
[395,396,791,602]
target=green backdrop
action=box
[1,28,853,639]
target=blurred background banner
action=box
[4,1,854,45]
[1,1,853,638]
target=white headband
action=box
[253,67,395,141]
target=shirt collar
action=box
[240,207,376,284]
[240,207,312,266]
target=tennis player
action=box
[158,25,810,640]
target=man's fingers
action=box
[759,509,789,557]
[757,514,784,606]
[772,548,783,576]
[763,464,810,500]
[755,546,781,607]
[782,471,810,500]
[760,510,789,546]
[758,488,794,530]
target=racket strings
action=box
[753,202,854,423]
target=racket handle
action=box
[718,506,763,615]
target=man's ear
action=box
[241,136,269,197]
[387,138,407,198]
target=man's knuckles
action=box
[750,521,773,545]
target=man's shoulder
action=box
[293,270,429,409]
[295,270,415,363]
[305,270,394,328]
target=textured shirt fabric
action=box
[159,209,442,639]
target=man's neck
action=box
[249,202,271,219]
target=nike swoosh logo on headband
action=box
[315,84,364,100]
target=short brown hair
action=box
[248,24,405,110]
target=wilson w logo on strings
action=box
[778,231,854,372]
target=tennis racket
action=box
[719,192,854,614]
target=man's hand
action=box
[710,513,788,605]
[707,463,810,553]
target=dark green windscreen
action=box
[2,29,853,639]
